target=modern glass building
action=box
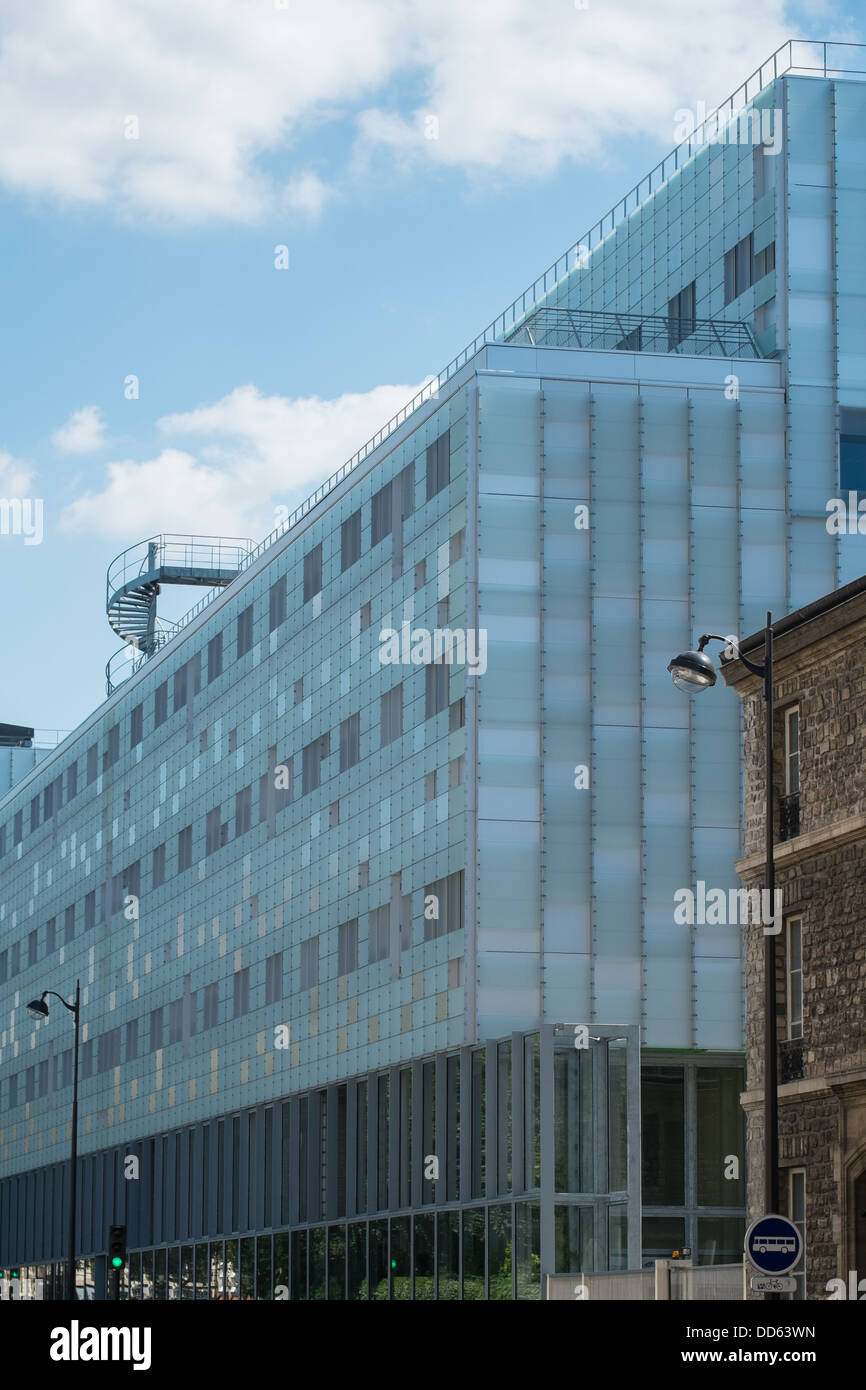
[2,38,865,1298]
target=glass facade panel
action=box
[608,1041,628,1192]
[696,1067,745,1206]
[524,1035,540,1191]
[446,1056,460,1202]
[488,1203,513,1300]
[390,1215,410,1300]
[239,1236,254,1299]
[608,1205,628,1271]
[194,1243,208,1299]
[256,1235,272,1300]
[698,1216,745,1266]
[369,1218,388,1301]
[327,1225,346,1301]
[167,1245,179,1299]
[224,1238,239,1299]
[290,1229,307,1301]
[348,1222,367,1301]
[470,1052,485,1199]
[554,1047,592,1192]
[273,1233,288,1300]
[141,1249,154,1301]
[497,1042,512,1193]
[462,1206,485,1300]
[641,1067,685,1205]
[515,1201,540,1300]
[309,1227,325,1300]
[413,1212,435,1300]
[554,1205,593,1273]
[642,1215,685,1264]
[437,1210,459,1301]
[208,1242,223,1300]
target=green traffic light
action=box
[391,1260,396,1269]
[111,1257,124,1268]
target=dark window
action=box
[339,714,360,772]
[126,1019,138,1062]
[667,281,696,349]
[414,560,426,590]
[30,795,39,832]
[449,531,464,564]
[616,326,642,351]
[338,919,358,976]
[233,967,250,1018]
[294,677,304,705]
[425,663,449,718]
[130,703,144,748]
[13,809,22,845]
[150,1007,164,1052]
[64,904,75,944]
[237,605,254,658]
[269,578,287,632]
[207,633,223,682]
[0,949,6,984]
[371,482,392,545]
[98,1027,122,1073]
[43,782,54,820]
[46,917,56,955]
[206,806,222,856]
[178,825,193,872]
[381,686,402,746]
[399,462,415,517]
[426,429,450,500]
[341,510,362,571]
[8,1073,17,1108]
[103,723,120,770]
[203,982,219,1030]
[303,543,323,602]
[154,683,168,728]
[26,1066,35,1102]
[0,824,5,858]
[840,408,866,494]
[424,870,464,941]
[449,698,465,731]
[84,890,96,931]
[169,999,184,1044]
[302,733,330,794]
[236,785,252,837]
[152,842,166,889]
[369,905,390,963]
[265,951,283,1005]
[359,601,371,632]
[28,928,38,967]
[66,761,77,801]
[724,233,753,304]
[111,860,140,915]
[174,665,188,712]
[300,938,318,989]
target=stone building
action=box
[722,575,866,1299]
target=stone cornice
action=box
[734,811,866,879]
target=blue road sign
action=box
[744,1214,802,1276]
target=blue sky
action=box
[0,0,858,736]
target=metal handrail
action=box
[505,308,759,357]
[106,535,254,604]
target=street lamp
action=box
[26,981,81,1301]
[668,615,779,1222]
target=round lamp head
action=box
[26,997,49,1021]
[667,649,717,693]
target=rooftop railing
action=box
[506,307,759,357]
[103,39,865,685]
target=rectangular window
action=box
[371,481,392,545]
[359,601,371,632]
[667,281,696,349]
[449,756,463,788]
[64,904,75,944]
[66,761,77,801]
[154,683,168,728]
[207,633,223,682]
[414,559,426,590]
[104,723,120,771]
[840,408,866,494]
[341,510,362,571]
[269,577,287,632]
[84,890,96,931]
[302,733,330,794]
[9,940,19,976]
[303,543,323,602]
[787,917,803,1040]
[98,1027,122,1073]
[399,462,415,517]
[294,677,304,705]
[152,842,166,889]
[169,998,184,1044]
[126,1019,138,1062]
[449,698,465,731]
[237,605,254,658]
[0,949,6,984]
[369,904,390,963]
[130,703,143,748]
[235,785,252,837]
[46,917,56,955]
[233,967,250,1018]
[424,870,464,941]
[0,824,5,859]
[338,919,358,976]
[425,663,449,718]
[785,707,800,795]
[30,795,39,832]
[178,824,193,873]
[426,429,450,500]
[206,806,222,856]
[339,713,360,772]
[425,770,437,802]
[724,234,753,304]
[174,665,188,712]
[150,1007,164,1052]
[300,938,318,990]
[204,982,219,1030]
[43,781,54,820]
[13,809,22,845]
[380,686,402,746]
[265,951,283,1005]
[28,928,38,967]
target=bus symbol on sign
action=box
[744,1214,802,1276]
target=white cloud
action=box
[51,405,106,454]
[59,380,431,539]
[0,450,35,496]
[0,0,798,222]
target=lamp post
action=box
[667,615,778,1219]
[27,981,81,1301]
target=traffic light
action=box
[108,1225,126,1270]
